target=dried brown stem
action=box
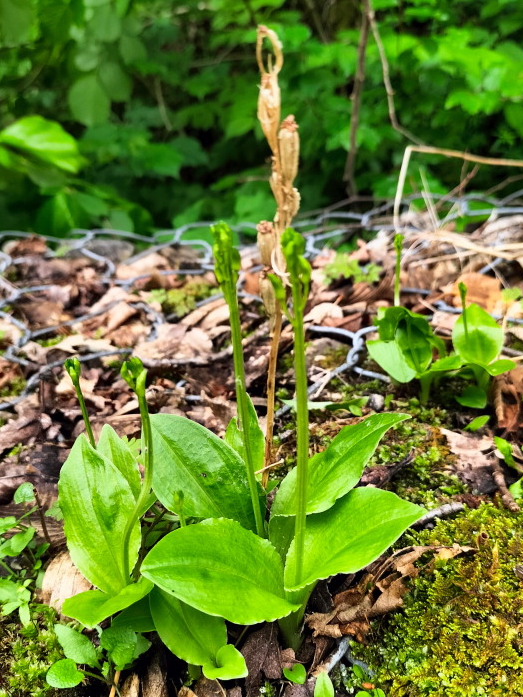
[109,670,121,697]
[262,309,283,488]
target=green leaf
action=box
[151,414,260,530]
[68,75,111,127]
[495,436,516,468]
[203,644,248,680]
[284,488,424,591]
[456,386,488,409]
[46,659,84,689]
[100,626,150,670]
[0,517,16,534]
[0,527,35,556]
[272,414,410,517]
[485,358,516,376]
[367,340,417,382]
[453,304,503,365]
[315,672,334,697]
[142,518,299,624]
[0,578,31,612]
[224,394,265,480]
[53,624,100,668]
[465,415,490,432]
[135,143,184,177]
[58,435,140,594]
[97,425,141,499]
[0,116,83,173]
[0,0,34,46]
[98,62,132,102]
[112,596,155,633]
[13,482,35,504]
[62,578,153,628]
[89,3,121,42]
[150,586,227,668]
[284,664,307,684]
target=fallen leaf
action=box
[441,428,497,494]
[40,551,92,614]
[493,365,523,432]
[134,324,212,361]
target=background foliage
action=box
[0,0,522,236]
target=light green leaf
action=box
[100,626,150,670]
[485,358,516,376]
[456,386,487,409]
[89,3,121,42]
[453,304,503,365]
[62,578,153,628]
[272,414,410,517]
[367,340,418,382]
[284,488,424,591]
[314,672,334,697]
[0,527,35,556]
[54,624,100,668]
[142,518,299,624]
[151,414,260,530]
[13,482,35,504]
[68,75,111,127]
[46,659,84,689]
[0,578,31,613]
[465,415,490,432]
[97,425,141,499]
[58,435,140,594]
[0,116,83,173]
[0,517,16,534]
[119,34,147,64]
[203,644,248,680]
[284,664,307,684]
[150,587,226,668]
[224,394,265,480]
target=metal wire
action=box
[2,193,523,413]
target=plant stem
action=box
[228,289,266,537]
[122,388,154,580]
[263,309,283,488]
[291,282,309,588]
[393,233,404,307]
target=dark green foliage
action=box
[0,0,522,235]
[367,504,523,696]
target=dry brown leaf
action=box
[116,252,170,280]
[182,298,228,328]
[441,427,497,494]
[40,551,92,613]
[120,674,140,697]
[134,324,212,361]
[304,302,343,324]
[141,651,169,697]
[449,272,501,311]
[493,365,523,432]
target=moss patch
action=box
[362,504,523,696]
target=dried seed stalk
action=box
[256,26,302,485]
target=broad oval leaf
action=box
[151,414,262,530]
[453,304,503,365]
[203,644,248,680]
[284,487,424,591]
[46,659,84,689]
[62,578,153,628]
[59,435,140,595]
[485,358,516,376]
[150,586,226,668]
[53,624,100,667]
[97,425,141,499]
[272,413,410,517]
[367,340,417,382]
[141,518,299,624]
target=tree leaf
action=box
[98,61,132,102]
[453,304,503,365]
[53,624,100,668]
[284,488,424,591]
[150,586,226,668]
[97,425,141,499]
[46,659,84,689]
[0,0,34,46]
[68,75,111,127]
[0,116,83,172]
[203,644,248,680]
[151,414,260,530]
[272,414,410,517]
[62,578,153,628]
[58,435,140,595]
[141,518,299,624]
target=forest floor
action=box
[1,210,523,697]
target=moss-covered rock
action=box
[366,504,523,696]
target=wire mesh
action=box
[2,192,523,414]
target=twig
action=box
[33,490,52,546]
[492,457,520,512]
[412,502,465,527]
[364,0,424,146]
[343,7,370,194]
[109,670,121,697]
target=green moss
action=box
[35,336,63,348]
[0,604,64,697]
[363,504,523,696]
[150,280,215,317]
[0,375,26,398]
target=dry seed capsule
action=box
[257,220,276,267]
[258,73,281,156]
[278,115,300,186]
[259,271,279,330]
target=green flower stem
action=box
[291,282,309,588]
[459,282,469,340]
[121,363,155,580]
[394,233,404,307]
[65,358,95,448]
[228,288,266,537]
